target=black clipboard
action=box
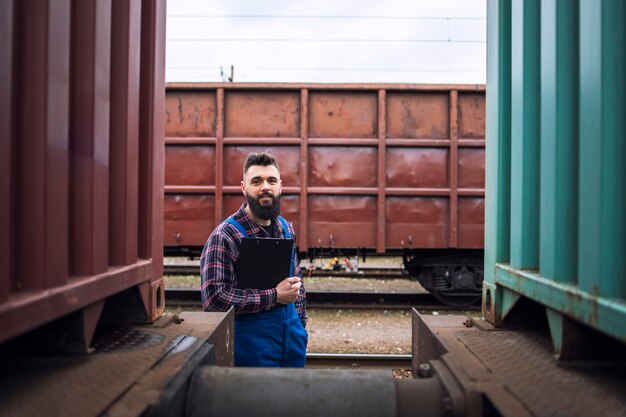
[236,237,294,290]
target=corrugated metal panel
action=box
[0,0,166,345]
[484,0,626,356]
[164,84,486,253]
[0,0,14,304]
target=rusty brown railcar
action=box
[165,83,486,306]
[0,0,165,349]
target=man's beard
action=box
[247,192,281,220]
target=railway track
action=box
[164,263,407,279]
[164,288,478,310]
[305,353,412,370]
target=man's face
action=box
[241,164,282,220]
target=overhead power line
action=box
[167,38,484,43]
[169,14,485,20]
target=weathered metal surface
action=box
[225,90,300,138]
[386,92,449,139]
[0,0,166,344]
[457,198,484,248]
[413,310,626,417]
[386,148,449,188]
[457,92,486,138]
[187,368,397,417]
[457,149,485,188]
[308,196,377,248]
[494,265,626,346]
[386,197,448,248]
[309,91,377,138]
[185,354,470,417]
[459,329,626,417]
[309,147,377,187]
[485,0,626,351]
[165,146,216,186]
[164,195,215,246]
[0,311,234,417]
[165,90,217,137]
[187,367,452,417]
[165,84,485,253]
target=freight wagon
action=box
[0,0,167,351]
[165,83,486,306]
[1,2,232,416]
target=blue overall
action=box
[225,216,308,367]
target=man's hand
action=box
[276,277,301,304]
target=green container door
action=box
[485,0,626,358]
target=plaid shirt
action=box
[200,203,307,328]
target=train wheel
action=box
[431,266,482,308]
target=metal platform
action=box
[0,311,233,417]
[412,311,626,417]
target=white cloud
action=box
[165,0,486,84]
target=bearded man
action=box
[200,152,308,367]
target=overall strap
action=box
[277,216,291,239]
[225,217,247,237]
[277,216,295,277]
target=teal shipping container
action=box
[485,0,625,358]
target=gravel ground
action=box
[305,277,425,293]
[306,308,412,354]
[164,275,426,293]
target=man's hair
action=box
[243,152,280,179]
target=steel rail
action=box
[164,288,479,310]
[305,353,412,369]
[164,263,408,278]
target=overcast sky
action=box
[165,0,486,84]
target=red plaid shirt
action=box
[200,204,307,327]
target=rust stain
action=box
[65,291,80,306]
[177,96,184,125]
[402,100,417,137]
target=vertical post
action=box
[45,0,71,288]
[299,89,309,251]
[539,0,578,284]
[484,0,512,322]
[109,0,140,267]
[485,0,512,273]
[596,0,626,298]
[215,88,225,224]
[579,0,626,297]
[509,0,540,270]
[0,0,14,301]
[70,0,111,276]
[376,90,386,253]
[449,90,459,248]
[139,0,166,278]
[17,0,71,290]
